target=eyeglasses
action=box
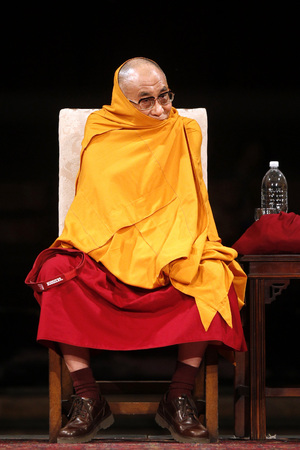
[129,90,175,111]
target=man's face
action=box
[122,66,172,121]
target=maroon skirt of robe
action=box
[26,248,247,353]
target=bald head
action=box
[118,57,167,96]
[117,57,171,120]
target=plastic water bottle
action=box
[261,161,288,213]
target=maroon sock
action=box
[167,361,199,402]
[70,367,100,401]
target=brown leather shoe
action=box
[155,392,209,443]
[57,395,114,443]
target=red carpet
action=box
[0,439,299,449]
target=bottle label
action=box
[261,187,288,212]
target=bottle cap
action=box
[269,161,279,168]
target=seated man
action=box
[26,57,247,444]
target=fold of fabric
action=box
[233,212,300,255]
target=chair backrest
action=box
[58,108,208,234]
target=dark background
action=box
[0,1,299,433]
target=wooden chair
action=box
[49,107,219,443]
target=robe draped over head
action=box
[52,58,246,330]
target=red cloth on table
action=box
[233,212,300,255]
[25,248,246,353]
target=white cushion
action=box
[58,108,208,234]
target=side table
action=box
[235,254,300,440]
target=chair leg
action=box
[49,349,63,443]
[205,347,219,442]
[49,349,73,442]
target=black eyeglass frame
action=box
[129,90,175,111]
